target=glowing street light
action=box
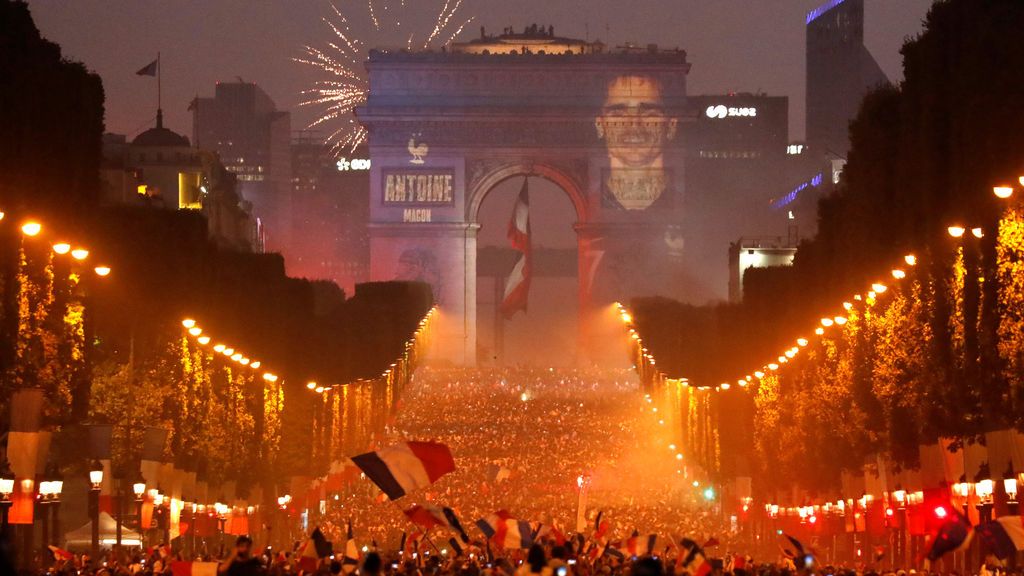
[904,254,917,266]
[948,226,966,238]
[52,243,71,255]
[891,269,906,279]
[71,248,89,261]
[197,336,211,345]
[797,338,808,347]
[994,186,1014,199]
[871,283,888,294]
[21,222,42,236]
[188,327,203,337]
[971,227,984,239]
[182,319,196,329]
[93,266,111,277]
[820,318,834,327]
[306,382,317,390]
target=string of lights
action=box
[2,211,114,277]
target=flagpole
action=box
[157,51,162,119]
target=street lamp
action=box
[1004,465,1018,515]
[948,225,967,238]
[89,460,103,565]
[0,462,12,534]
[994,185,1014,199]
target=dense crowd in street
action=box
[315,367,729,551]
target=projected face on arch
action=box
[596,75,678,169]
[595,75,679,211]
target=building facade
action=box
[806,0,889,158]
[289,134,370,293]
[191,82,292,257]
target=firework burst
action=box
[297,0,474,152]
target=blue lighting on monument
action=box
[806,0,847,24]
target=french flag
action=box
[500,178,531,318]
[976,516,1024,560]
[170,562,219,576]
[626,532,657,557]
[923,510,973,562]
[404,504,470,543]
[679,538,712,576]
[351,441,455,500]
[476,511,533,549]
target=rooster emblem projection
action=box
[408,137,429,164]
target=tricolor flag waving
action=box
[351,441,455,500]
[297,527,333,573]
[404,504,470,543]
[626,531,658,557]
[976,515,1024,560]
[477,511,533,549]
[500,177,531,318]
[923,509,973,563]
[679,538,712,576]
[342,521,360,574]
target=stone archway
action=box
[466,160,589,224]
[357,48,691,365]
[468,162,590,365]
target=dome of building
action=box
[131,110,190,147]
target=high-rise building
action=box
[289,133,370,292]
[192,82,292,257]
[806,0,889,158]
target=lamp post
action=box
[0,463,14,534]
[89,460,104,566]
[893,489,908,570]
[132,478,146,544]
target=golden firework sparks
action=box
[297,0,474,153]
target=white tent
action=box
[64,512,143,549]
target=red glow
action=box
[934,506,948,519]
[886,507,894,517]
[808,515,817,524]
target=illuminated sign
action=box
[383,170,454,205]
[336,157,371,171]
[403,208,432,223]
[786,144,805,155]
[705,105,757,119]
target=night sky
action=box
[28,0,932,141]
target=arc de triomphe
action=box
[357,47,691,364]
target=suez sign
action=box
[704,104,757,119]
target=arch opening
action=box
[474,170,581,367]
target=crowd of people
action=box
[314,367,730,551]
[15,367,760,575]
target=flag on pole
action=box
[297,527,333,573]
[342,521,359,574]
[923,510,973,562]
[626,532,658,557]
[351,441,455,500]
[975,516,1024,560]
[136,59,159,76]
[500,178,531,318]
[679,538,712,576]
[404,504,470,543]
[476,511,533,549]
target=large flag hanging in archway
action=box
[501,177,531,317]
